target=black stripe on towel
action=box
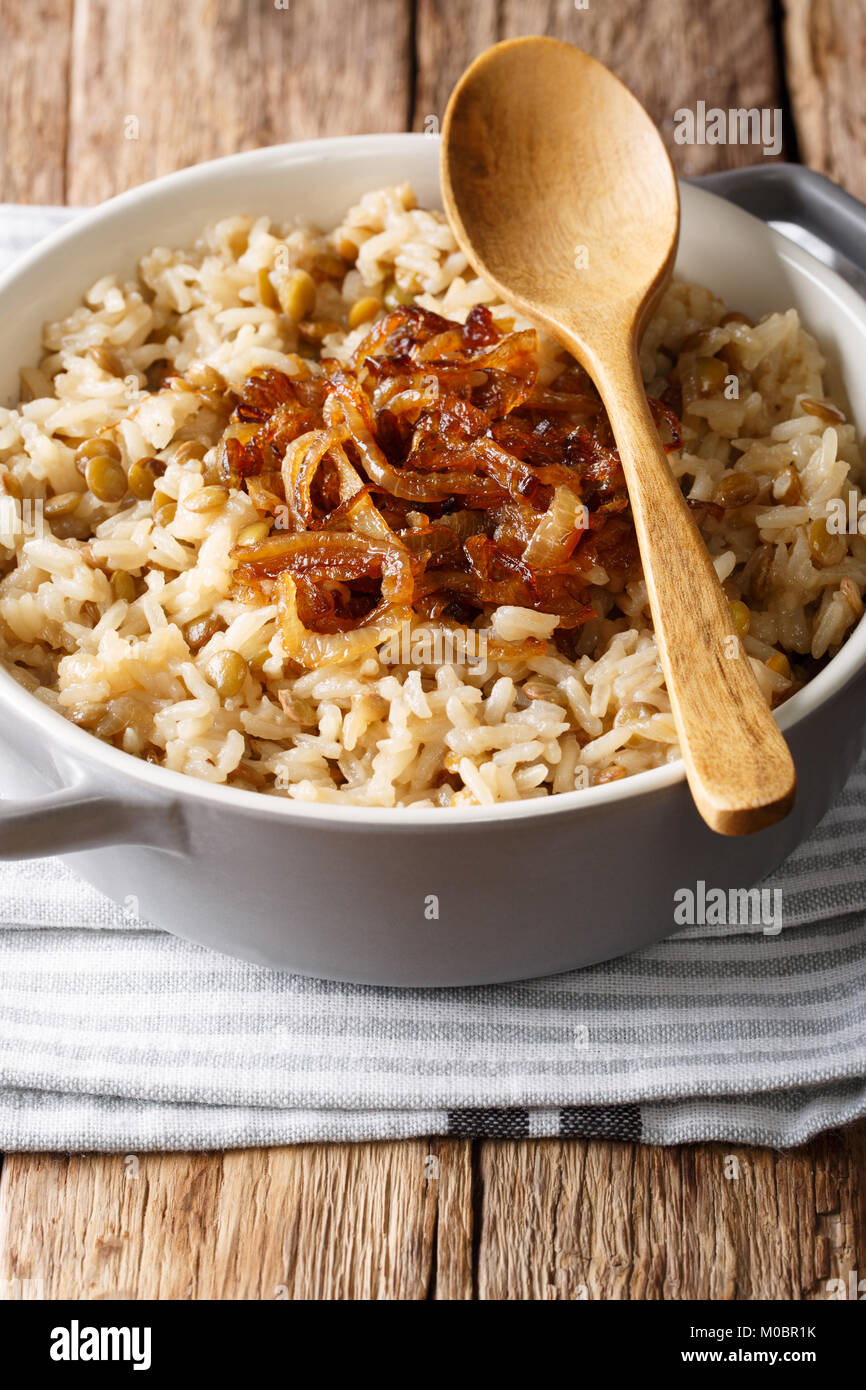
[446,1107,531,1139]
[445,1104,642,1141]
[559,1103,642,1142]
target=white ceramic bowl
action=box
[1,135,866,984]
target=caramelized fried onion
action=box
[224,304,680,665]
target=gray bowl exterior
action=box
[1,660,863,985]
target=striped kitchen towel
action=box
[1,749,865,1152]
[0,205,865,1152]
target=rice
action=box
[1,182,864,809]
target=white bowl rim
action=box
[1,131,866,829]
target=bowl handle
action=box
[692,163,866,295]
[0,785,185,859]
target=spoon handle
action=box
[590,340,796,835]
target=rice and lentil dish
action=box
[1,184,864,807]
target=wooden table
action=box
[1,0,864,1300]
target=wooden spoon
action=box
[441,37,795,835]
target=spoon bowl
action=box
[442,36,679,357]
[442,37,796,836]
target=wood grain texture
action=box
[476,1124,866,1300]
[2,1126,863,1299]
[416,0,786,174]
[65,0,413,204]
[784,0,866,201]
[0,0,73,204]
[0,1141,473,1300]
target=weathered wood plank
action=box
[428,1138,475,1299]
[2,1126,864,1299]
[0,0,74,204]
[476,1123,866,1299]
[784,0,866,200]
[415,0,786,174]
[66,0,413,205]
[0,1140,474,1300]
